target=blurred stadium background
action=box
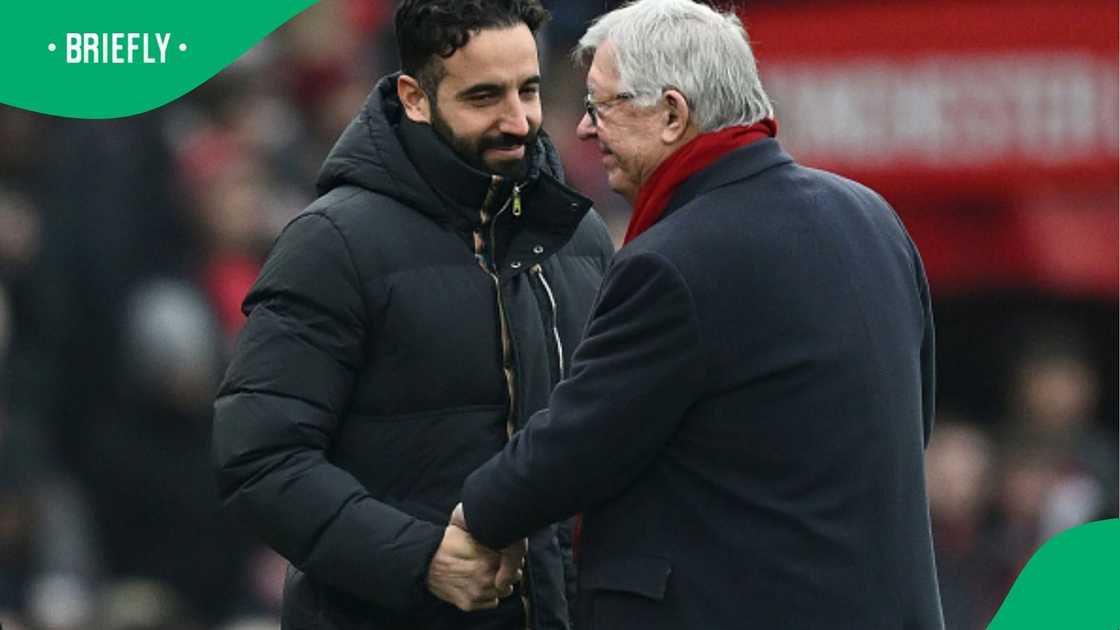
[0,1,1116,628]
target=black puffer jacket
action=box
[213,74,614,630]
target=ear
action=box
[660,89,692,144]
[398,74,432,123]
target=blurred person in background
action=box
[1003,323,1116,532]
[0,284,100,630]
[983,441,1066,621]
[1,163,101,630]
[32,116,193,474]
[181,141,280,344]
[458,1,941,628]
[212,1,613,629]
[0,184,50,412]
[980,320,1119,618]
[81,279,266,625]
[2,116,221,623]
[925,418,1001,630]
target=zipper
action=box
[478,176,518,437]
[512,183,523,217]
[480,178,535,630]
[537,269,564,379]
[492,272,516,438]
[489,192,512,273]
[530,264,564,384]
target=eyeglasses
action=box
[584,92,633,127]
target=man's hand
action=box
[451,502,469,530]
[496,538,527,591]
[426,524,511,611]
[450,503,527,592]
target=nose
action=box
[499,96,531,137]
[576,111,597,141]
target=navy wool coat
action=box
[463,139,944,630]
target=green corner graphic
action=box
[0,0,318,118]
[987,518,1119,629]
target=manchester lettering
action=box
[65,33,173,64]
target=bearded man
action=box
[212,2,613,628]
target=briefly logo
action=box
[47,33,187,64]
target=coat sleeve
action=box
[462,251,705,549]
[915,246,936,448]
[212,212,444,611]
[890,206,936,448]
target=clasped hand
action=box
[426,503,527,612]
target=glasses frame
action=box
[584,92,634,127]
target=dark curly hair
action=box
[395,0,550,97]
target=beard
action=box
[430,104,537,179]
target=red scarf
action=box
[623,119,777,245]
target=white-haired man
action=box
[454,1,944,628]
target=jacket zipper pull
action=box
[512,184,522,217]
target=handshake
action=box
[425,503,527,612]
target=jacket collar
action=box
[315,73,594,271]
[397,115,517,225]
[661,138,794,221]
[395,113,594,238]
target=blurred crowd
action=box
[926,320,1117,627]
[0,1,1115,629]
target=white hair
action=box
[574,0,774,132]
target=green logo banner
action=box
[987,518,1119,629]
[0,0,318,118]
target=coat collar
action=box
[660,138,794,222]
